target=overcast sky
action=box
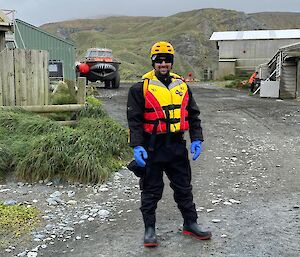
[1,0,300,26]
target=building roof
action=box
[15,19,74,46]
[210,29,300,41]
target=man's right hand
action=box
[133,146,148,167]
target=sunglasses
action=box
[154,59,172,64]
[152,54,174,64]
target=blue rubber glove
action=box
[190,140,202,161]
[133,146,148,167]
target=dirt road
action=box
[4,82,300,257]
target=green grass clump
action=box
[50,81,77,105]
[0,144,13,180]
[0,203,40,249]
[0,97,131,184]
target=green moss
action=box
[0,204,40,249]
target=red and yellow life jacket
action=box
[142,70,189,134]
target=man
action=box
[249,71,258,95]
[127,41,212,247]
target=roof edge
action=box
[16,19,75,46]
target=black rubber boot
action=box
[144,226,159,247]
[183,221,212,240]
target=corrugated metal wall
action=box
[218,39,300,74]
[14,19,76,81]
[280,62,297,99]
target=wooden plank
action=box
[297,60,300,98]
[19,49,27,106]
[1,49,8,105]
[8,49,15,106]
[57,120,77,127]
[37,50,44,106]
[77,77,86,104]
[0,104,84,113]
[0,48,4,105]
[2,49,15,106]
[14,49,27,105]
[43,51,49,105]
[25,50,33,105]
[0,32,5,51]
[32,50,39,105]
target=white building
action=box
[210,29,300,79]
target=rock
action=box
[98,209,110,219]
[211,219,221,223]
[46,198,58,205]
[80,215,89,220]
[67,191,75,197]
[0,188,11,193]
[3,200,18,205]
[17,251,28,257]
[27,252,37,257]
[75,236,81,240]
[50,191,62,198]
[67,200,77,205]
[99,186,109,192]
[221,234,228,238]
[206,209,215,213]
[212,199,222,204]
[229,199,241,204]
[223,201,232,205]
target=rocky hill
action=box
[41,9,300,80]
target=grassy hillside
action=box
[250,12,300,29]
[41,9,300,81]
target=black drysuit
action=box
[127,74,204,227]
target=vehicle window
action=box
[86,50,113,58]
[98,51,113,57]
[87,51,99,57]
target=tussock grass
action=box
[50,81,77,105]
[0,144,13,180]
[0,97,131,183]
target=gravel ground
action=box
[1,82,299,257]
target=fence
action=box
[0,48,49,106]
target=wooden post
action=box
[0,32,5,51]
[77,77,86,104]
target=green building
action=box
[11,19,76,81]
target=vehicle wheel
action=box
[104,81,111,89]
[112,73,120,89]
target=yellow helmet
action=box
[150,41,175,57]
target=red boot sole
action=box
[144,243,159,247]
[183,230,212,240]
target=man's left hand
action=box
[190,140,202,161]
